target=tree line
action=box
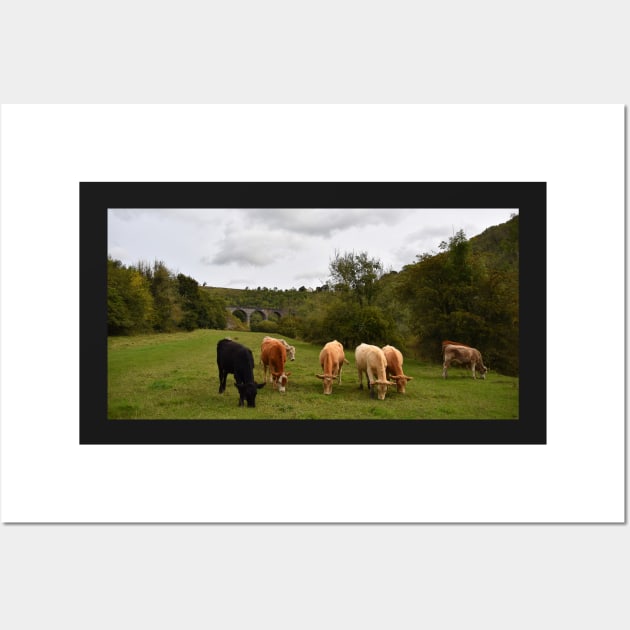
[108,215,519,375]
[107,258,227,335]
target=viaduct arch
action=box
[226,306,287,325]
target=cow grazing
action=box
[315,340,350,395]
[442,343,488,380]
[217,338,265,407]
[381,345,413,394]
[355,343,395,400]
[260,338,291,393]
[262,336,296,361]
[441,340,470,350]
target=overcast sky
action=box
[108,208,517,290]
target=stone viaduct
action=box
[226,306,287,325]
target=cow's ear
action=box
[316,374,325,379]
[406,376,413,381]
[285,372,291,377]
[390,375,401,381]
[256,382,266,389]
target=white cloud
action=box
[203,229,304,267]
[241,208,406,237]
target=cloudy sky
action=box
[108,208,517,290]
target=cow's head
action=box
[273,372,291,393]
[287,346,296,361]
[477,364,488,379]
[371,379,395,400]
[235,381,265,407]
[391,374,413,394]
[316,373,335,395]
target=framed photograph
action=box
[3,104,621,523]
[83,181,545,445]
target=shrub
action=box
[251,320,279,334]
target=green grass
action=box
[108,330,519,420]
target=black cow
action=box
[217,339,265,407]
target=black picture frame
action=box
[81,182,546,445]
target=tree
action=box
[395,228,519,374]
[177,273,201,330]
[296,250,397,348]
[197,290,227,329]
[148,261,182,331]
[397,231,487,359]
[107,257,154,334]
[328,250,384,306]
[176,274,228,330]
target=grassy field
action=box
[107,330,519,420]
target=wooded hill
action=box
[108,214,519,376]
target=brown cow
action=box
[382,345,413,393]
[262,336,296,361]
[442,343,488,380]
[355,343,395,400]
[260,338,291,392]
[315,340,349,395]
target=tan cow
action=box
[442,343,488,380]
[315,340,349,395]
[262,336,296,361]
[260,338,291,392]
[441,339,470,350]
[381,345,413,393]
[355,343,395,400]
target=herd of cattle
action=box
[216,335,488,408]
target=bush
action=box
[276,315,299,339]
[250,320,279,334]
[225,312,249,332]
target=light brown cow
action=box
[262,336,296,361]
[260,338,291,392]
[355,343,395,400]
[315,340,349,395]
[442,343,488,380]
[382,345,413,393]
[441,339,470,350]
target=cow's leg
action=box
[471,365,476,379]
[442,362,448,378]
[218,368,227,393]
[358,368,364,389]
[369,381,376,398]
[367,366,375,392]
